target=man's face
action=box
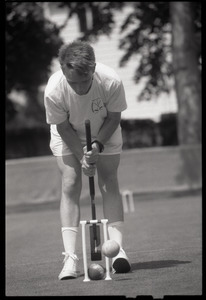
[62,65,95,96]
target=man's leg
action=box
[56,155,82,280]
[96,154,131,273]
[57,155,82,227]
[96,154,123,223]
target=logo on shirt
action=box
[91,98,104,114]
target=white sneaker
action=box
[58,252,79,280]
[112,248,131,273]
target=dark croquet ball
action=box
[88,263,105,280]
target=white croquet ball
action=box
[102,240,120,258]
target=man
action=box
[44,40,131,280]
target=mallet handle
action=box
[85,120,102,261]
[85,120,96,220]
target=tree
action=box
[119,2,172,100]
[170,2,201,144]
[58,2,201,145]
[6,2,63,122]
[57,2,125,40]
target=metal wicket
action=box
[122,190,135,213]
[80,219,112,282]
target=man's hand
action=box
[83,143,100,165]
[81,143,100,177]
[81,155,96,177]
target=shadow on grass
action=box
[131,260,191,271]
[78,260,191,280]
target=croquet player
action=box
[44,40,131,280]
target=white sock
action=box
[108,221,123,248]
[61,227,78,254]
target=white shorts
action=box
[49,126,123,157]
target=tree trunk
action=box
[170,2,201,144]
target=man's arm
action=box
[84,111,121,164]
[56,119,84,163]
[96,111,121,145]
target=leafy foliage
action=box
[6,2,63,94]
[58,2,125,41]
[59,2,201,101]
[119,2,172,100]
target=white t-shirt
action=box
[44,62,127,156]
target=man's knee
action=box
[97,169,119,193]
[97,155,120,188]
[99,171,118,184]
[57,155,82,196]
[62,173,82,196]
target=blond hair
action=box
[58,40,96,75]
